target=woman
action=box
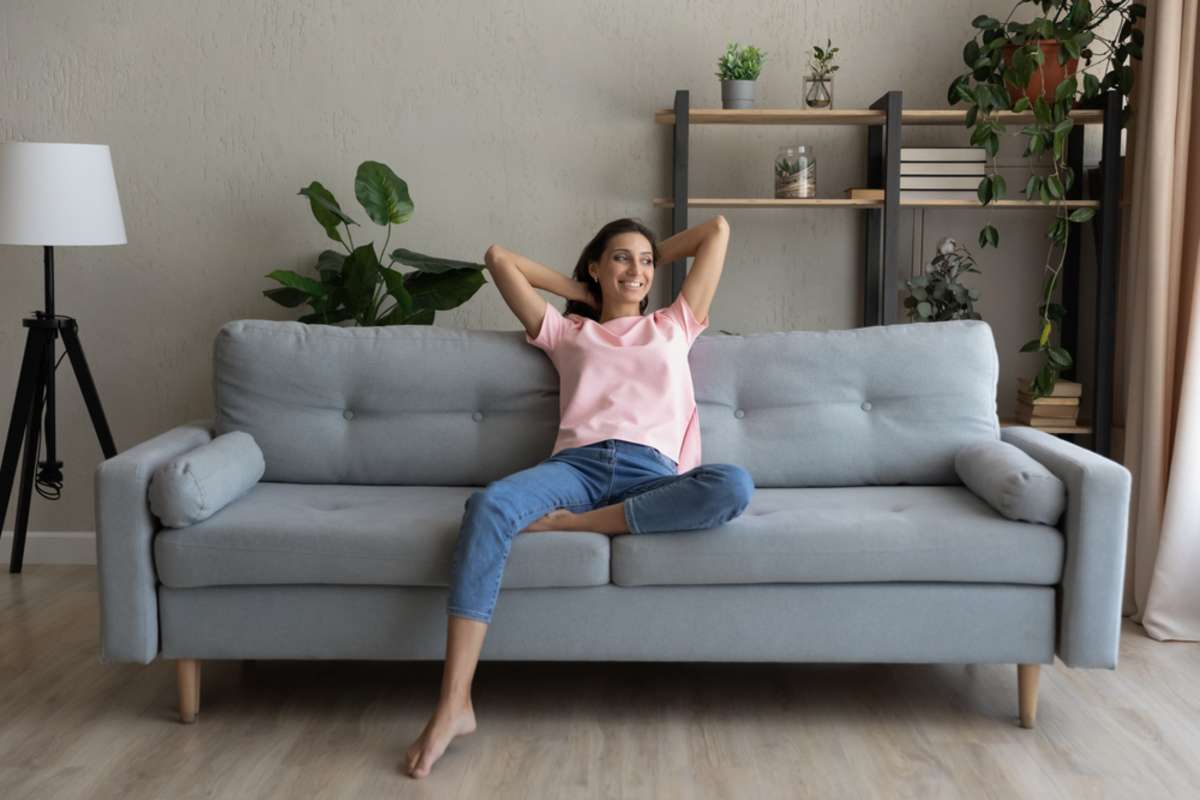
[404,215,755,779]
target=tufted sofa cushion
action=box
[153,482,610,589]
[611,485,1063,587]
[212,318,1000,488]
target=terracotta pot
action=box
[1000,40,1078,106]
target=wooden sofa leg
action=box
[1017,663,1040,729]
[178,659,201,724]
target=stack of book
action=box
[900,147,986,202]
[1015,378,1082,428]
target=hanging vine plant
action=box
[946,0,1144,397]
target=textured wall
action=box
[1,0,1107,532]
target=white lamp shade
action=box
[0,142,127,246]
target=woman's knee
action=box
[711,464,755,511]
[464,485,516,525]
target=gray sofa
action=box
[94,318,1131,727]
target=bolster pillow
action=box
[148,430,265,528]
[955,439,1066,526]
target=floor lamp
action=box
[0,142,125,572]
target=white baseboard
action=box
[1,530,96,565]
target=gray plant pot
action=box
[720,79,756,109]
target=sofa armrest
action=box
[1000,425,1132,668]
[94,419,213,664]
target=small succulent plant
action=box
[774,157,802,177]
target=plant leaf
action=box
[389,247,486,275]
[380,267,413,316]
[404,268,487,311]
[1048,346,1074,369]
[263,286,310,308]
[354,161,415,226]
[265,269,327,297]
[342,243,383,322]
[299,182,357,244]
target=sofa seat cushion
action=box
[153,483,610,589]
[611,485,1064,587]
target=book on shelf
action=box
[1016,413,1083,429]
[899,162,987,176]
[900,176,986,190]
[900,147,986,162]
[1017,389,1078,406]
[847,188,884,200]
[1016,400,1079,419]
[1016,377,1082,398]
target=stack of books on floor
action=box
[1016,378,1082,428]
[900,147,986,202]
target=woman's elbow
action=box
[712,215,730,235]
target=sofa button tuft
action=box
[861,401,872,412]
[472,411,484,422]
[342,409,355,420]
[734,408,745,419]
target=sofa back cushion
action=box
[213,318,999,487]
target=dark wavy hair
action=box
[563,218,660,321]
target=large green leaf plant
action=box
[947,0,1144,396]
[264,160,486,326]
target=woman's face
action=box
[588,232,655,309]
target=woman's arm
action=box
[657,216,727,265]
[484,244,591,339]
[657,216,729,325]
[493,245,590,304]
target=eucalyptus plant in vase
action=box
[946,0,1144,397]
[263,160,486,326]
[804,38,839,109]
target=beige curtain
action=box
[1117,0,1200,640]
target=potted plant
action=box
[715,42,766,109]
[804,38,839,109]
[263,160,486,326]
[904,238,983,321]
[946,0,1144,397]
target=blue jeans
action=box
[446,438,755,623]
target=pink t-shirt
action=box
[525,291,710,474]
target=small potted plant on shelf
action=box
[946,0,1144,398]
[715,42,766,109]
[804,38,839,109]
[903,238,983,322]
[263,159,486,326]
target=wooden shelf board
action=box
[654,108,1105,126]
[906,198,1099,208]
[1000,417,1092,434]
[903,108,1103,126]
[653,197,880,208]
[652,197,1100,209]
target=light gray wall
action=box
[1,0,1106,532]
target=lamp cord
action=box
[32,349,69,501]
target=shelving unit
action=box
[656,89,1123,456]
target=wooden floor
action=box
[2,567,1199,799]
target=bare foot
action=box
[522,508,577,532]
[403,699,477,779]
